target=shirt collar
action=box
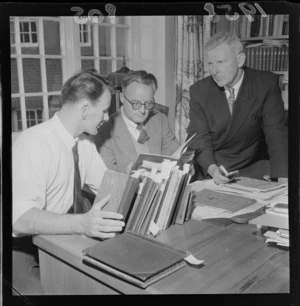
[121,107,140,133]
[226,70,244,96]
[52,112,77,151]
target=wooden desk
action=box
[33,220,289,295]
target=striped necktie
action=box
[227,87,235,114]
[68,141,91,214]
[136,124,149,144]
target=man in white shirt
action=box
[92,70,180,174]
[13,69,125,294]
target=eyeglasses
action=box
[122,92,155,110]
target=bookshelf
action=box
[216,14,289,111]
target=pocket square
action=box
[251,112,262,120]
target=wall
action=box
[130,16,176,131]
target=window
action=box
[79,24,91,46]
[11,17,65,132]
[19,19,39,46]
[11,16,132,132]
[80,18,131,75]
[16,109,43,130]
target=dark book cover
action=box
[168,172,190,227]
[175,184,192,225]
[83,231,187,288]
[125,176,154,232]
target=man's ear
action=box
[119,92,124,104]
[237,52,246,68]
[81,102,90,120]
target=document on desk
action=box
[191,188,264,221]
[190,178,287,202]
[82,231,189,288]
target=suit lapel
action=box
[223,69,256,144]
[113,111,138,162]
[208,80,232,136]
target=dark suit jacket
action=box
[187,67,288,179]
[92,109,180,174]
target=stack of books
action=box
[250,202,289,247]
[95,155,193,237]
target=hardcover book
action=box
[94,170,140,221]
[83,231,187,288]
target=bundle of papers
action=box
[191,188,262,220]
[263,228,289,247]
[191,177,288,203]
[250,202,289,248]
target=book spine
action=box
[265,15,270,37]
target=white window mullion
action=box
[111,25,117,72]
[111,25,116,72]
[14,17,27,130]
[38,18,49,121]
[62,17,81,79]
[93,23,100,72]
[125,17,132,67]
[60,17,67,83]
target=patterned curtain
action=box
[175,16,216,143]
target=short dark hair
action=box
[205,32,244,55]
[121,70,158,92]
[61,69,113,105]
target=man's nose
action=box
[210,64,219,76]
[104,113,109,121]
[139,104,146,113]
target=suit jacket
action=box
[92,109,180,174]
[187,67,288,178]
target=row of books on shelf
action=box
[244,45,288,72]
[231,14,289,39]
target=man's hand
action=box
[278,177,288,184]
[80,194,125,239]
[208,164,231,185]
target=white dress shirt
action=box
[121,107,141,141]
[13,113,107,227]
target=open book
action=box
[82,231,188,288]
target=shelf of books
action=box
[229,14,289,74]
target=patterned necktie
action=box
[68,141,91,214]
[227,87,235,114]
[136,124,149,144]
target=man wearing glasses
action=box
[93,70,180,174]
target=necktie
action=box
[68,141,91,214]
[136,124,149,144]
[227,87,235,114]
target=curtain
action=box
[175,16,215,144]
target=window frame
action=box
[18,18,39,47]
[79,23,92,47]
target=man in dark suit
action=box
[187,32,288,184]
